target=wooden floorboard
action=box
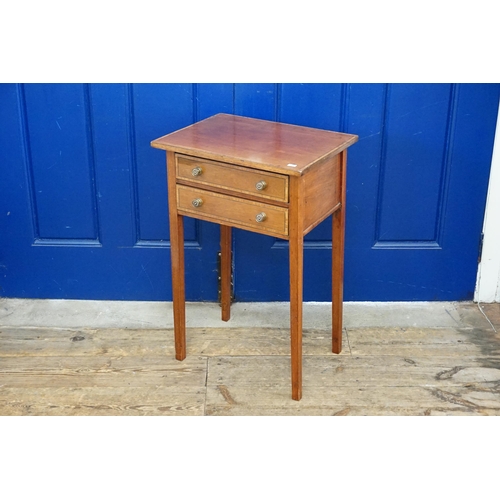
[2,322,500,416]
[0,387,206,416]
[480,303,500,330]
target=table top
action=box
[151,114,358,177]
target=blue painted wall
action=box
[1,84,498,301]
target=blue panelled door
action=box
[1,84,499,301]
[0,84,220,300]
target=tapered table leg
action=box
[166,151,186,361]
[289,176,304,401]
[332,150,347,354]
[220,225,232,322]
[170,214,186,360]
[289,233,304,401]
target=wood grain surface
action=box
[177,185,289,237]
[167,151,186,361]
[2,301,500,415]
[177,154,289,202]
[151,113,358,176]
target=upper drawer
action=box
[176,154,289,203]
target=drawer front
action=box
[177,185,288,237]
[177,155,288,203]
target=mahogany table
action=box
[151,113,358,400]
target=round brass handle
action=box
[255,180,267,191]
[255,212,267,223]
[191,167,203,177]
[192,198,203,208]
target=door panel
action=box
[234,83,276,120]
[22,84,99,241]
[131,84,195,243]
[1,83,498,301]
[376,84,451,243]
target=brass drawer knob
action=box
[192,198,203,208]
[191,166,203,177]
[255,212,267,223]
[255,180,267,191]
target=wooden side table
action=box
[151,114,358,400]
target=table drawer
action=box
[177,185,288,237]
[177,155,288,203]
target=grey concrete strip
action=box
[346,301,463,328]
[0,298,471,329]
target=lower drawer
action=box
[177,154,289,203]
[177,185,289,237]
